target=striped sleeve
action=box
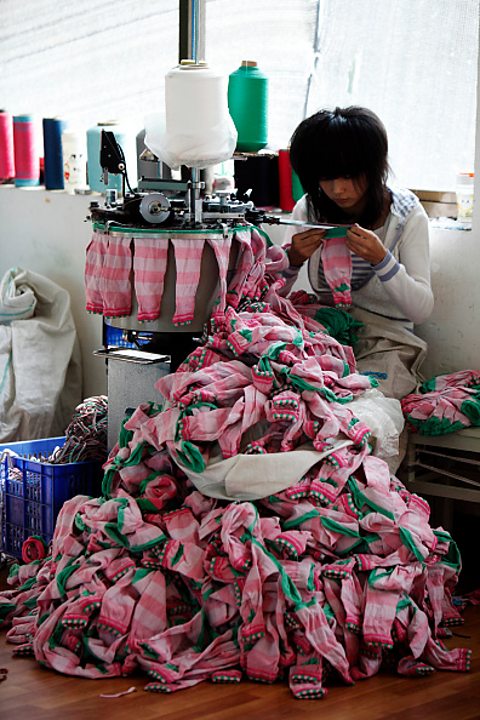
[371,207,434,324]
[374,250,401,282]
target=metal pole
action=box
[190,0,200,63]
[178,0,206,223]
[178,0,205,63]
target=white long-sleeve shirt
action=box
[282,187,434,327]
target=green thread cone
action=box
[228,61,268,152]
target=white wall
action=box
[416,226,480,377]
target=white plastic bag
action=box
[349,388,405,459]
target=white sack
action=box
[0,267,82,442]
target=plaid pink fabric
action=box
[133,235,170,321]
[101,234,133,317]
[321,237,352,307]
[84,232,108,313]
[206,233,233,319]
[401,368,480,434]
[170,235,205,326]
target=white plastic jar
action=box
[62,130,87,194]
[456,171,474,224]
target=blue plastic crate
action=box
[105,323,152,349]
[0,436,103,559]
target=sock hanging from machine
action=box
[133,236,170,322]
[321,237,352,307]
[85,231,108,314]
[170,235,205,326]
[101,234,133,317]
[226,229,254,308]
[206,232,233,319]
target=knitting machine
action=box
[90,129,257,448]
[89,129,276,231]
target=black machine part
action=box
[100,130,127,176]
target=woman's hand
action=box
[346,223,387,265]
[288,228,326,266]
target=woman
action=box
[282,106,434,400]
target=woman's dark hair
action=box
[289,106,390,227]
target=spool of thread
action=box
[278,149,295,211]
[13,114,40,187]
[0,111,15,182]
[87,121,128,193]
[43,117,67,190]
[291,168,304,202]
[228,60,268,152]
[160,61,236,169]
[62,129,87,194]
[234,153,279,208]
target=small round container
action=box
[456,171,474,224]
[62,129,87,194]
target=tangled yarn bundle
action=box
[401,370,480,436]
[50,396,108,463]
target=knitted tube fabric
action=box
[170,236,205,326]
[133,235,169,322]
[1,229,472,698]
[84,231,107,314]
[206,233,233,320]
[225,229,255,309]
[85,226,252,325]
[320,237,352,308]
[100,234,133,317]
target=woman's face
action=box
[319,175,368,215]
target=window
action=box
[303,0,479,190]
[0,0,478,190]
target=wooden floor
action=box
[1,605,480,720]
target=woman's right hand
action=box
[288,228,326,266]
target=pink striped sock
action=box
[85,231,108,314]
[321,237,352,307]
[170,236,205,326]
[206,233,232,319]
[101,234,133,317]
[133,235,169,321]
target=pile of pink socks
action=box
[0,227,471,699]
